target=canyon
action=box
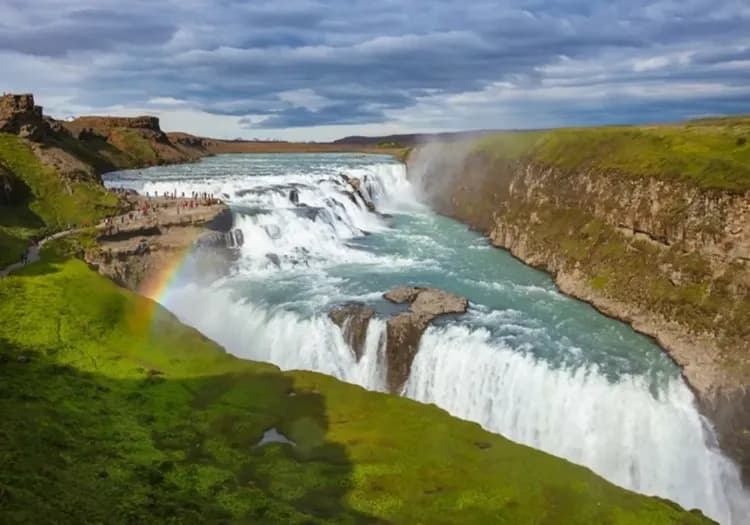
[406,129,750,486]
[2,92,747,523]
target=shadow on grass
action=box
[0,205,45,231]
[0,170,44,227]
[0,340,383,524]
[47,132,123,174]
[11,260,64,278]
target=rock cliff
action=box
[329,303,376,361]
[328,287,468,393]
[384,287,468,392]
[407,126,750,484]
[63,115,210,167]
[0,93,212,184]
[85,195,239,293]
[0,93,47,140]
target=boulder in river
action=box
[384,286,422,304]
[342,174,362,192]
[341,175,376,212]
[329,302,376,361]
[266,253,281,267]
[384,287,468,393]
[229,228,244,248]
[293,204,323,221]
[289,188,300,205]
[263,224,282,240]
[196,229,245,249]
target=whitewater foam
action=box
[405,325,750,524]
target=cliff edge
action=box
[408,118,750,484]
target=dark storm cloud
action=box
[0,0,748,132]
[0,6,176,56]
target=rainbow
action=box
[124,246,195,340]
[138,248,192,302]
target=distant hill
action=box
[333,129,530,147]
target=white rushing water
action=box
[105,153,749,523]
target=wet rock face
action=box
[289,188,300,205]
[293,204,323,221]
[266,253,281,267]
[383,287,468,392]
[385,312,431,392]
[699,388,750,485]
[341,175,376,212]
[329,302,376,361]
[345,175,362,192]
[195,227,245,249]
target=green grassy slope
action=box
[0,255,712,524]
[108,128,161,166]
[0,133,118,266]
[475,116,750,192]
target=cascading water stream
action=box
[105,153,749,524]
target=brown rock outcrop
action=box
[329,302,376,361]
[383,286,422,304]
[342,175,376,211]
[65,115,163,137]
[384,287,468,392]
[0,93,48,141]
[85,196,236,293]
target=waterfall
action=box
[405,325,750,524]
[106,153,749,524]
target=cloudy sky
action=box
[2,0,749,140]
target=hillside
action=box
[0,94,214,267]
[0,132,118,266]
[408,115,750,485]
[0,249,713,524]
[192,135,409,160]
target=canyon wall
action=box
[407,137,750,484]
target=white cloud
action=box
[277,89,331,111]
[147,96,189,106]
[632,56,671,72]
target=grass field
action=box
[0,253,712,524]
[474,116,750,192]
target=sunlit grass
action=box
[0,257,712,523]
[475,118,750,191]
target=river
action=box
[105,153,749,524]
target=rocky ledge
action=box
[85,194,241,293]
[329,287,468,393]
[329,302,377,361]
[384,287,468,392]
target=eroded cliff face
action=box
[84,197,239,294]
[408,145,750,484]
[63,115,211,168]
[0,93,212,182]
